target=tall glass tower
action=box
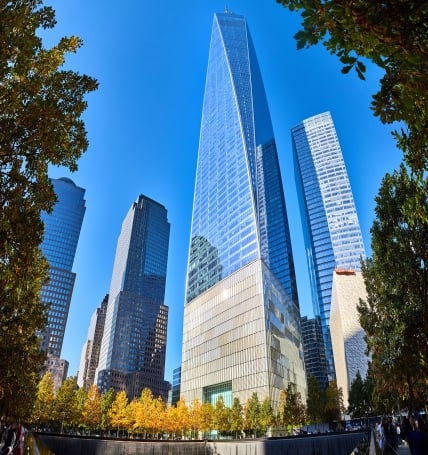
[181,12,306,410]
[40,177,86,357]
[96,195,170,400]
[291,111,366,379]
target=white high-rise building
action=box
[330,269,369,407]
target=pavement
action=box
[397,442,411,454]
[369,432,411,455]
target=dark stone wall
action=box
[37,431,369,455]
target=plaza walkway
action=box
[369,431,411,455]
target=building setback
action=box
[181,11,306,411]
[40,177,86,358]
[291,112,366,379]
[96,195,170,401]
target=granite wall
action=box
[37,431,370,455]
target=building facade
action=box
[171,366,181,406]
[300,316,329,390]
[181,12,306,411]
[40,177,86,357]
[291,112,366,379]
[96,195,170,400]
[330,269,368,407]
[77,294,108,389]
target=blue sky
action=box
[45,1,402,384]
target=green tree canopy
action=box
[358,165,428,408]
[348,370,374,418]
[259,397,274,435]
[278,383,306,432]
[31,371,54,427]
[52,376,79,432]
[0,0,97,419]
[276,0,428,173]
[244,393,261,437]
[214,396,231,435]
[323,381,345,423]
[306,375,326,424]
[230,397,244,439]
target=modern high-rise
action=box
[77,294,108,390]
[181,11,306,411]
[291,111,366,379]
[40,177,86,357]
[96,195,170,400]
[300,316,329,390]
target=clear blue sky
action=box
[45,0,401,384]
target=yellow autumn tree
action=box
[31,371,55,429]
[134,388,154,438]
[109,390,129,437]
[82,384,102,433]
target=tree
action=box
[348,370,373,418]
[152,396,166,438]
[278,384,306,433]
[189,398,202,440]
[109,391,129,437]
[175,396,190,438]
[358,165,428,408]
[134,388,154,438]
[306,375,326,424]
[74,386,88,431]
[244,393,261,437]
[230,397,244,439]
[199,402,214,437]
[31,371,55,428]
[276,0,428,175]
[259,397,274,436]
[213,396,230,436]
[100,388,115,434]
[0,0,97,418]
[323,381,345,424]
[82,384,101,433]
[52,377,79,433]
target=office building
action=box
[330,269,368,407]
[40,177,86,357]
[45,356,69,393]
[300,316,329,390]
[77,294,108,389]
[96,195,170,400]
[171,366,181,406]
[181,11,306,411]
[291,111,366,379]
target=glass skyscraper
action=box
[291,111,366,379]
[96,195,170,400]
[40,177,86,357]
[181,12,306,410]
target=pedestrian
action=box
[407,415,428,455]
[0,423,17,455]
[376,418,385,453]
[383,416,397,455]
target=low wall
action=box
[37,431,370,455]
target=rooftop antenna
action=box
[225,5,232,14]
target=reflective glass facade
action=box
[96,195,170,400]
[40,177,86,357]
[291,112,366,378]
[182,12,305,410]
